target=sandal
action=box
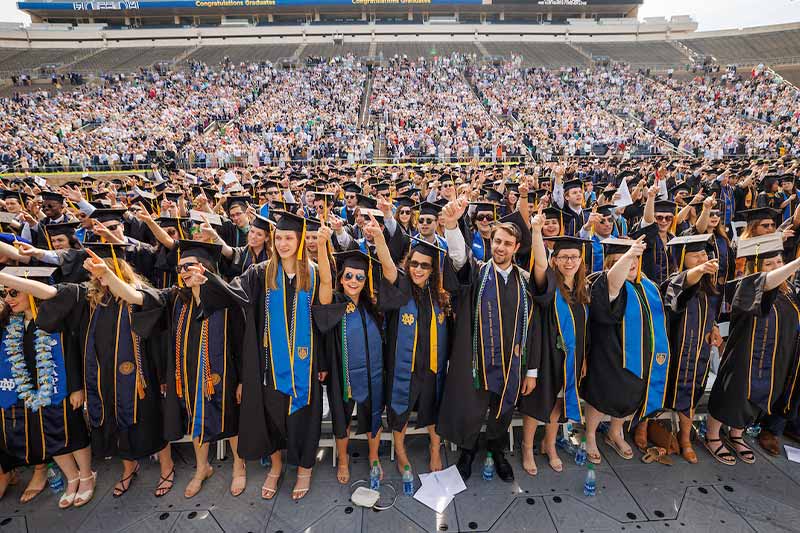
[230,465,246,497]
[184,466,214,499]
[542,449,563,473]
[58,478,80,509]
[521,445,538,476]
[587,449,602,465]
[113,464,139,498]
[336,461,350,485]
[726,435,756,465]
[154,468,175,498]
[292,472,312,501]
[261,472,281,500]
[641,447,673,466]
[703,437,736,466]
[19,468,47,504]
[604,435,634,460]
[73,472,96,507]
[681,444,698,464]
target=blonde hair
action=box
[87,258,149,308]
[265,231,313,292]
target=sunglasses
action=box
[176,261,199,273]
[409,260,433,271]
[343,272,366,282]
[104,223,122,232]
[418,217,437,225]
[709,210,721,217]
[345,194,357,200]
[654,215,674,222]
[398,209,411,215]
[441,183,454,188]
[0,289,19,298]
[475,213,494,222]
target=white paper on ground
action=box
[785,445,800,463]
[413,481,454,513]
[431,465,467,496]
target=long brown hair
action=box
[402,251,452,316]
[745,257,790,295]
[265,230,312,292]
[87,258,149,308]
[549,256,589,305]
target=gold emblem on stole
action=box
[119,361,135,375]
[401,313,415,326]
[298,347,309,360]
[345,302,356,314]
[656,353,667,366]
[514,344,521,358]
[211,373,222,386]
[437,312,445,325]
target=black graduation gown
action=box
[37,284,167,460]
[132,287,244,444]
[630,222,675,287]
[222,246,269,279]
[662,272,720,416]
[0,317,89,467]
[53,248,91,284]
[200,264,323,468]
[379,272,451,432]
[581,273,654,418]
[519,268,588,423]
[708,274,800,429]
[313,293,381,438]
[436,259,534,449]
[220,220,249,248]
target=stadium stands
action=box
[69,47,189,72]
[576,41,690,67]
[300,43,371,59]
[376,42,480,60]
[480,42,587,68]
[0,48,87,73]
[184,44,300,65]
[682,28,800,65]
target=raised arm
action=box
[530,204,549,289]
[0,270,57,300]
[316,221,333,305]
[694,194,716,234]
[136,210,176,250]
[82,249,144,306]
[365,213,397,284]
[765,256,800,291]
[441,197,469,271]
[642,182,658,226]
[607,237,646,301]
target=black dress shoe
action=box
[457,450,475,481]
[494,452,515,482]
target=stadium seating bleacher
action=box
[480,42,587,68]
[681,28,800,65]
[577,41,690,68]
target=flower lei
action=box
[3,314,56,411]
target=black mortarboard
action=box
[394,196,416,209]
[334,249,378,273]
[544,236,591,254]
[225,195,251,212]
[177,239,222,265]
[356,194,378,210]
[563,179,583,193]
[667,234,714,269]
[251,215,274,233]
[274,210,306,232]
[654,200,678,214]
[601,237,639,256]
[471,202,498,215]
[342,183,362,195]
[90,208,126,223]
[409,236,447,259]
[43,221,79,237]
[483,189,504,203]
[83,241,128,260]
[734,207,780,223]
[736,233,784,260]
[40,191,64,204]
[1,190,30,204]
[416,202,443,217]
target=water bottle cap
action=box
[587,463,595,470]
[487,451,493,458]
[404,465,410,471]
[581,436,586,442]
[373,460,379,466]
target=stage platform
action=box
[0,427,798,533]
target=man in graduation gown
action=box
[436,197,534,482]
[552,178,584,237]
[630,189,678,286]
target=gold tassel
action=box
[636,254,643,284]
[296,218,306,261]
[670,206,678,235]
[680,246,686,271]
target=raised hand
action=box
[531,204,546,233]
[83,248,110,279]
[363,213,385,244]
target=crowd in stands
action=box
[1,54,799,172]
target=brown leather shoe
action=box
[634,420,649,452]
[758,430,780,456]
[679,430,698,464]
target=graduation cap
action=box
[90,208,126,224]
[43,221,79,237]
[471,201,498,216]
[334,249,379,274]
[654,200,677,214]
[734,207,780,223]
[563,179,583,193]
[225,195,251,212]
[356,194,378,210]
[40,191,64,204]
[409,235,447,260]
[483,189,504,203]
[544,236,591,255]
[669,183,691,197]
[160,191,183,203]
[601,237,639,256]
[374,182,391,194]
[736,233,784,262]
[394,196,416,209]
[190,210,222,227]
[666,234,713,270]
[251,214,274,233]
[342,183,362,195]
[176,239,222,265]
[415,201,443,218]
[0,266,56,282]
[191,185,217,200]
[305,217,322,232]
[155,216,188,237]
[1,190,30,204]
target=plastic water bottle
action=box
[369,461,381,490]
[556,434,569,450]
[697,419,707,440]
[482,452,495,481]
[575,437,588,466]
[47,464,64,494]
[260,456,270,467]
[583,464,597,497]
[597,421,610,434]
[745,424,761,438]
[402,465,414,496]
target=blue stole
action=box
[748,303,779,413]
[342,305,384,436]
[265,263,316,415]
[391,293,448,417]
[75,227,87,243]
[84,303,144,430]
[0,327,68,410]
[590,235,604,274]
[473,262,530,417]
[621,278,670,420]
[554,291,586,422]
[259,204,270,219]
[173,298,229,442]
[471,231,488,262]
[357,238,368,255]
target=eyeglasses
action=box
[0,289,19,298]
[343,272,366,282]
[176,262,199,273]
[654,215,674,222]
[409,260,433,271]
[475,214,495,222]
[554,255,582,263]
[268,190,281,196]
[418,217,437,225]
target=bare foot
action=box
[20,466,47,504]
[336,457,350,485]
[429,444,443,472]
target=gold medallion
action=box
[345,302,356,314]
[119,361,135,376]
[513,344,521,358]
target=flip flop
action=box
[604,435,634,460]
